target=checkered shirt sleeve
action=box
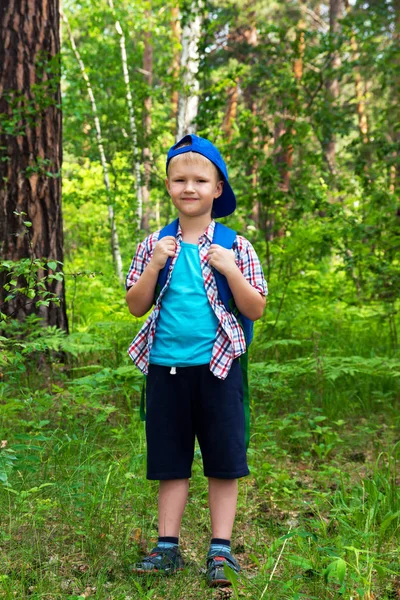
[125,232,159,290]
[234,235,268,297]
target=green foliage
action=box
[1,0,399,597]
[0,212,65,323]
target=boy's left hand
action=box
[207,244,237,276]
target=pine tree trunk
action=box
[390,0,400,192]
[0,0,68,330]
[222,80,239,141]
[324,0,343,175]
[273,14,305,193]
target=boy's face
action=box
[166,158,223,220]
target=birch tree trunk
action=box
[141,7,153,231]
[176,1,202,140]
[108,0,143,227]
[62,13,124,284]
[0,0,68,330]
[171,5,181,139]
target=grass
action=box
[0,303,399,599]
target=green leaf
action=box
[324,558,346,584]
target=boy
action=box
[125,134,267,587]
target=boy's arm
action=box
[207,239,267,321]
[126,236,176,317]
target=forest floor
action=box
[0,321,399,599]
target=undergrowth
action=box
[0,301,399,599]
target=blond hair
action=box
[167,151,222,180]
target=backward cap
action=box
[166,134,236,218]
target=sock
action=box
[157,536,179,549]
[209,537,231,555]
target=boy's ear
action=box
[165,177,171,195]
[214,180,223,199]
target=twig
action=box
[260,524,293,599]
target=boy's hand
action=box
[207,244,237,276]
[150,236,177,270]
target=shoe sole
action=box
[208,579,232,587]
[131,567,185,575]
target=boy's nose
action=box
[184,181,195,193]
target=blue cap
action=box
[166,134,236,218]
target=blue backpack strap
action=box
[212,223,237,310]
[213,222,253,449]
[155,218,179,301]
[212,223,254,345]
[140,219,180,423]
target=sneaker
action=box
[206,549,240,587]
[131,544,185,575]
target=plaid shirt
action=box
[126,220,267,380]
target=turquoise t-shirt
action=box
[149,242,219,367]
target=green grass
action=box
[1,301,399,599]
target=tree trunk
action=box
[0,0,68,330]
[273,13,305,193]
[171,5,181,139]
[176,1,202,140]
[390,0,400,192]
[324,0,343,175]
[222,80,239,141]
[108,0,143,227]
[62,12,124,284]
[141,6,153,231]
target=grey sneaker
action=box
[206,549,240,587]
[131,545,185,575]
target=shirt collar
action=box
[176,219,215,244]
[202,220,215,244]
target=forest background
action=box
[0,0,399,598]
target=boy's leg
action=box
[206,476,241,587]
[208,477,238,539]
[159,478,190,537]
[196,361,248,586]
[131,478,188,574]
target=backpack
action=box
[141,218,253,448]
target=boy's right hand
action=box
[150,236,177,270]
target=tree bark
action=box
[390,0,400,192]
[222,80,239,141]
[273,12,305,193]
[171,5,181,139]
[176,1,202,140]
[0,0,68,330]
[324,0,343,175]
[141,6,153,231]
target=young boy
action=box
[125,134,267,587]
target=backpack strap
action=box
[212,222,237,311]
[141,219,179,423]
[213,223,254,346]
[213,222,252,449]
[155,218,179,301]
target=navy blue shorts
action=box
[145,359,249,480]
